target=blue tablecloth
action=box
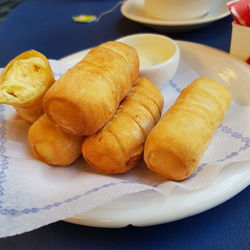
[0,0,249,249]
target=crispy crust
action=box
[43,41,139,135]
[28,114,84,166]
[82,77,163,174]
[144,77,232,181]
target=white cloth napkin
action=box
[0,60,250,238]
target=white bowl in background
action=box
[117,33,180,89]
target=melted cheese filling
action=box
[0,57,47,105]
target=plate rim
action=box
[61,41,250,228]
[120,0,230,27]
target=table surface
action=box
[0,0,249,249]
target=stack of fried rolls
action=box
[82,77,163,174]
[43,41,139,136]
[144,77,232,181]
[0,50,54,123]
[29,41,140,166]
[0,43,233,177]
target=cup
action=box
[144,0,214,21]
[230,21,250,63]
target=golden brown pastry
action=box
[82,77,164,174]
[0,50,54,123]
[144,77,232,181]
[43,41,139,136]
[28,114,84,166]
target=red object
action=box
[246,56,250,64]
[227,0,250,27]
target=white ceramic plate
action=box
[63,41,250,228]
[120,0,230,32]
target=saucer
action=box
[121,0,230,32]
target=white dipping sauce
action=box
[118,35,176,70]
[117,34,180,89]
[137,45,173,70]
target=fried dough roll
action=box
[144,77,232,181]
[28,114,84,166]
[82,77,163,174]
[43,41,139,136]
[0,50,54,123]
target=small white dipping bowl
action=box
[117,33,180,89]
